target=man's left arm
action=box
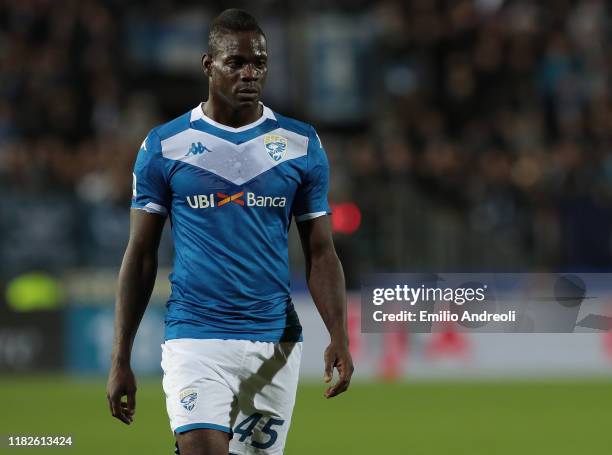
[298,215,354,398]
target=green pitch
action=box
[1,376,611,454]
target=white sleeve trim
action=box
[295,211,327,222]
[134,202,168,217]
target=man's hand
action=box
[106,364,137,424]
[323,340,354,398]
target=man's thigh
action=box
[229,342,302,455]
[176,429,230,455]
[162,339,242,436]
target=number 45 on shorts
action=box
[234,413,285,450]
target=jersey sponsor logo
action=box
[179,389,198,411]
[217,191,244,206]
[264,134,287,162]
[246,192,286,207]
[186,142,212,156]
[185,192,286,209]
[186,194,215,208]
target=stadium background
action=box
[1,0,612,454]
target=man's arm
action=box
[297,215,354,398]
[106,209,166,424]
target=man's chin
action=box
[237,100,259,107]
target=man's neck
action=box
[202,97,262,128]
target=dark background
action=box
[3,0,612,290]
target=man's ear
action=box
[202,53,212,77]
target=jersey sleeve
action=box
[293,127,331,222]
[131,129,171,217]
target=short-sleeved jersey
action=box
[131,104,330,342]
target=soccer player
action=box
[106,8,353,455]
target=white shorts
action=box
[161,339,303,455]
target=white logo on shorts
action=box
[179,389,198,411]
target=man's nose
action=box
[240,63,261,81]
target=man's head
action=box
[203,9,267,109]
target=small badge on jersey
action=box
[264,134,287,162]
[179,389,198,412]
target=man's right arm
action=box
[106,209,166,425]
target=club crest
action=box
[179,389,198,411]
[264,134,288,162]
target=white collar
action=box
[190,102,276,132]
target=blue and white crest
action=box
[264,134,288,162]
[179,389,198,411]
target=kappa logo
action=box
[186,142,212,156]
[179,389,198,412]
[264,134,287,162]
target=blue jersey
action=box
[131,104,330,342]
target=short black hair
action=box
[208,9,265,56]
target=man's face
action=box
[204,31,268,108]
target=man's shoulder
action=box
[149,109,194,143]
[271,109,316,139]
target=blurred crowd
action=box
[1,0,612,282]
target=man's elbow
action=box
[123,239,158,268]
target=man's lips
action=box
[236,89,259,101]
